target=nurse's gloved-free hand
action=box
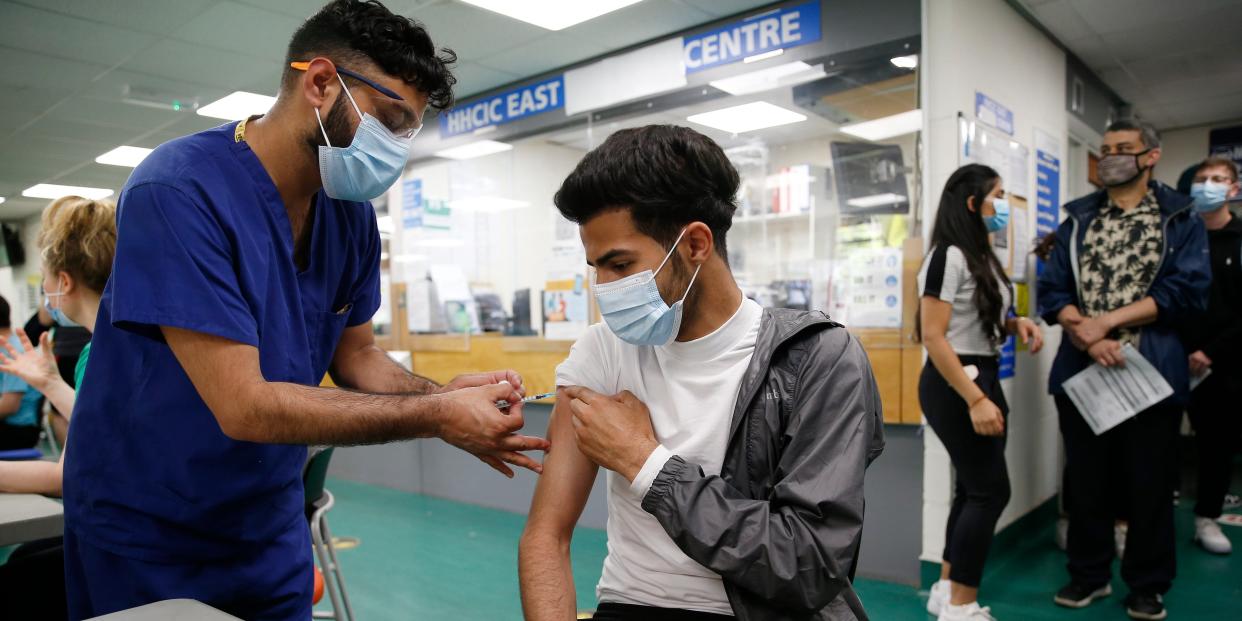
[435,369,525,397]
[433,382,550,479]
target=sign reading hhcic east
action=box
[682,1,822,74]
[438,75,565,139]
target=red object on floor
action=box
[313,566,325,604]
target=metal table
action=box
[88,599,241,620]
[0,493,64,546]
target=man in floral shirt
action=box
[1038,119,1210,621]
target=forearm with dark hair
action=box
[229,380,444,445]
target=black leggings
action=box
[919,355,1011,588]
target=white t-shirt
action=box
[555,297,763,616]
[917,244,1012,356]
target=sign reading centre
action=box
[683,1,822,74]
[439,75,564,139]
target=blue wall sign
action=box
[1034,149,1060,277]
[683,1,822,74]
[975,92,1014,135]
[999,336,1016,379]
[438,75,564,139]
[401,178,423,230]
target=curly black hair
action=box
[554,125,740,258]
[284,0,457,110]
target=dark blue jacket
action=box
[1037,181,1210,405]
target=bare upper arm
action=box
[524,388,599,540]
[920,296,953,339]
[161,326,266,436]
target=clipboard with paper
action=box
[1062,344,1174,435]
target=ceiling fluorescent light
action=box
[890,55,918,69]
[687,101,807,134]
[840,109,923,141]
[458,0,645,30]
[449,197,529,213]
[0,197,5,205]
[95,146,153,168]
[709,61,827,96]
[435,140,514,160]
[23,184,113,200]
[744,49,784,64]
[197,91,277,120]
[847,193,907,208]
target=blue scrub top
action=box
[64,120,381,562]
[1,335,41,428]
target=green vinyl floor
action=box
[314,478,1242,620]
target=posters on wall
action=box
[543,242,589,340]
[999,336,1016,379]
[830,247,903,328]
[1009,200,1030,282]
[1034,129,1063,279]
[1209,125,1242,172]
[975,92,1014,136]
[400,178,423,230]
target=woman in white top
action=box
[917,164,1043,621]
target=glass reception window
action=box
[382,51,924,421]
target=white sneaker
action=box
[927,579,950,616]
[938,601,997,621]
[1195,516,1233,554]
[1115,522,1127,559]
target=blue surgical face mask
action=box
[592,228,701,347]
[43,282,79,327]
[316,73,415,202]
[1191,181,1230,213]
[984,197,1010,233]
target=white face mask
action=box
[591,228,700,346]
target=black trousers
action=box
[0,424,39,450]
[919,356,1011,588]
[0,536,67,620]
[1056,394,1179,595]
[591,603,732,620]
[1187,371,1242,518]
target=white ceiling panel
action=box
[1018,0,1242,130]
[562,1,712,50]
[0,0,777,222]
[122,39,276,89]
[410,2,547,62]
[476,31,609,79]
[13,0,220,36]
[172,1,306,62]
[0,3,158,67]
[0,46,109,91]
[449,61,520,98]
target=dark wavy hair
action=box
[554,125,740,258]
[916,164,1011,345]
[283,0,457,110]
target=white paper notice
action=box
[1063,344,1173,435]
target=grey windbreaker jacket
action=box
[640,308,885,620]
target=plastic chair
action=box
[0,448,43,461]
[306,447,354,621]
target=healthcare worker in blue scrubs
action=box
[62,2,549,619]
